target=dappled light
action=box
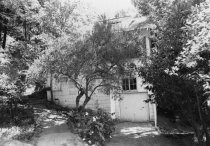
[120,126,159,137]
[132,130,160,138]
[1,0,210,145]
[0,126,34,141]
[106,122,193,146]
[113,122,160,139]
[33,106,67,130]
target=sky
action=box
[80,0,137,18]
[60,0,137,18]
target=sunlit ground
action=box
[120,126,160,138]
[0,126,34,141]
[0,105,67,143]
[33,107,67,129]
[114,122,160,139]
[106,122,193,146]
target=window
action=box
[122,78,137,91]
[150,38,156,48]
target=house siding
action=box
[110,77,156,122]
[47,76,156,122]
[45,22,157,123]
[149,103,155,121]
[49,80,111,113]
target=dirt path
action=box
[31,104,87,146]
[2,99,193,146]
[31,103,193,146]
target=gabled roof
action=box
[108,16,155,31]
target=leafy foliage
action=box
[30,15,143,108]
[138,0,193,110]
[0,97,34,126]
[134,0,210,145]
[174,0,210,137]
[176,0,210,76]
[0,0,42,95]
[0,0,40,128]
[27,0,95,88]
[67,108,115,146]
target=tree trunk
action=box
[76,88,85,108]
[196,94,210,145]
[196,127,204,146]
[180,101,204,146]
[204,129,210,146]
[50,72,53,101]
[24,20,27,41]
[28,24,31,41]
[189,119,203,146]
[82,95,91,108]
[0,24,2,44]
[38,0,44,6]
[2,26,7,49]
[200,113,210,145]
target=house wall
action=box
[46,71,156,123]
[46,76,155,122]
[112,96,155,122]
[46,28,157,122]
[47,78,111,113]
[137,77,155,121]
[111,76,156,122]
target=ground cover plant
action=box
[0,95,34,127]
[67,108,115,146]
[0,94,35,142]
[133,0,210,145]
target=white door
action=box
[119,92,149,122]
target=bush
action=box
[28,87,48,100]
[45,100,70,113]
[0,96,35,127]
[67,108,115,145]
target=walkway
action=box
[105,122,192,146]
[32,104,87,146]
[0,99,193,146]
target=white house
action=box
[46,16,157,125]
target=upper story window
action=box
[150,38,156,48]
[122,78,137,91]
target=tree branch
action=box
[89,82,111,98]
[56,70,82,89]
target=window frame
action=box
[122,78,137,91]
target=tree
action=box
[27,0,94,106]
[54,16,141,108]
[173,1,210,144]
[0,0,41,47]
[133,0,209,145]
[27,0,95,91]
[29,14,143,109]
[135,0,194,110]
[0,0,42,94]
[176,0,210,75]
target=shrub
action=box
[67,108,115,145]
[45,100,70,113]
[0,96,35,127]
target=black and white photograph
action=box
[0,0,210,145]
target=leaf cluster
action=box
[67,108,115,146]
[137,0,206,112]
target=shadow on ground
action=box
[105,122,193,146]
[34,106,67,130]
[31,102,87,146]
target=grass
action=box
[0,98,36,142]
[0,125,35,142]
